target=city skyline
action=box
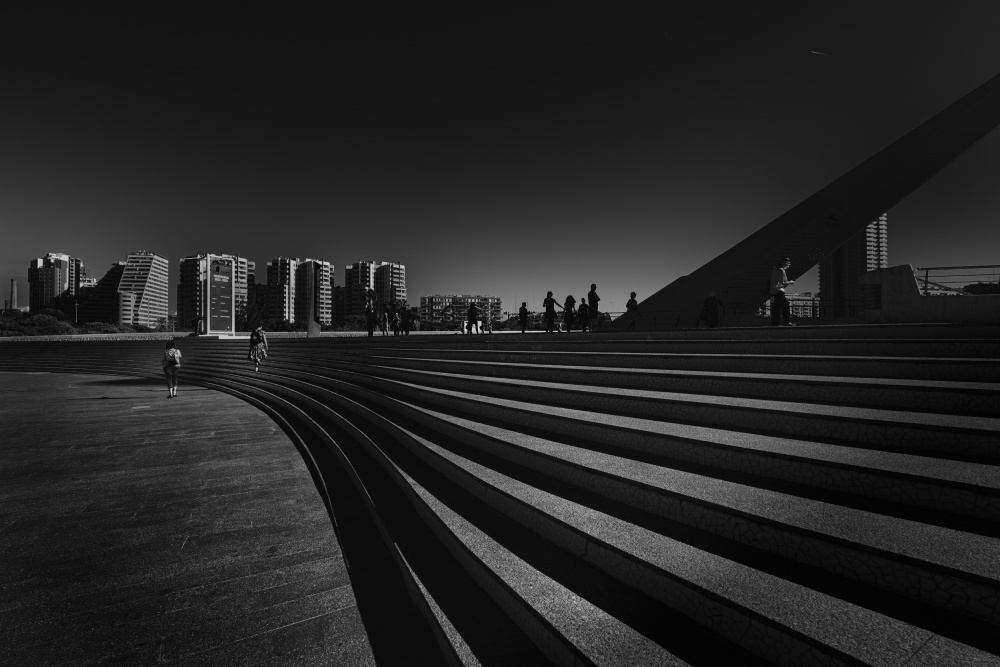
[3,6,1000,316]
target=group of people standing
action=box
[464,301,493,334]
[365,290,415,337]
[516,284,639,333]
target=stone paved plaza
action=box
[0,371,373,666]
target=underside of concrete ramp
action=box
[623,70,1000,330]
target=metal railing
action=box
[914,265,1000,296]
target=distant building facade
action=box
[420,294,502,325]
[294,258,333,325]
[117,251,170,327]
[344,260,406,317]
[262,257,334,325]
[177,254,253,329]
[76,251,168,327]
[77,262,126,323]
[376,262,406,305]
[344,261,375,318]
[266,257,299,323]
[819,213,888,317]
[28,252,84,312]
[787,292,819,319]
[332,285,346,324]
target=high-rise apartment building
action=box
[375,261,406,305]
[294,259,333,325]
[819,213,888,317]
[75,251,168,327]
[117,251,170,327]
[177,254,253,329]
[345,260,406,317]
[9,279,17,311]
[345,260,376,318]
[266,257,299,322]
[28,252,84,312]
[332,285,346,324]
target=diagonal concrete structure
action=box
[624,71,1000,329]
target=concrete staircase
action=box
[2,324,998,666]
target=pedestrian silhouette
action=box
[542,291,561,333]
[625,292,640,330]
[769,258,795,326]
[699,292,725,328]
[562,295,576,332]
[577,299,589,332]
[467,302,480,335]
[587,283,600,330]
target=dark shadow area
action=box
[297,399,549,666]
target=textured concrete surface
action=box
[0,371,372,666]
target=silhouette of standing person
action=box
[248,325,268,372]
[625,292,640,330]
[390,305,400,336]
[577,298,589,332]
[401,307,411,335]
[542,291,561,333]
[467,302,479,335]
[562,295,576,333]
[162,340,181,398]
[700,292,725,328]
[365,290,377,337]
[587,284,601,330]
[518,302,529,333]
[769,257,795,326]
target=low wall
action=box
[859,265,1000,324]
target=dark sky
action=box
[3,5,1000,315]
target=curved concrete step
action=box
[251,366,1000,629]
[327,336,1000,358]
[304,352,1000,416]
[358,406,998,667]
[319,344,1000,382]
[260,356,1000,461]
[275,363,1000,525]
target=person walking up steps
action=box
[248,325,268,372]
[162,340,181,398]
